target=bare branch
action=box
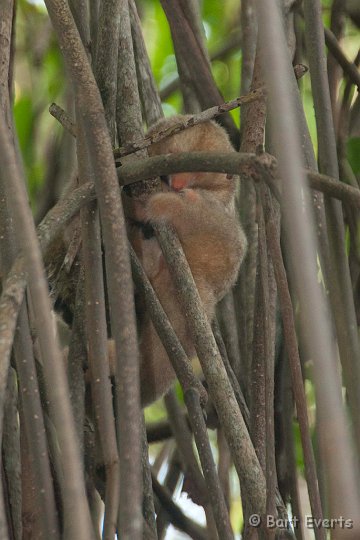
[325,27,360,90]
[304,0,360,465]
[257,0,360,529]
[44,1,142,538]
[262,186,324,539]
[114,88,265,159]
[184,388,234,540]
[94,0,121,141]
[129,0,163,127]
[152,473,207,540]
[154,224,267,514]
[49,102,77,137]
[130,246,206,403]
[0,104,94,539]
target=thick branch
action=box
[0,105,94,539]
[257,0,360,529]
[304,0,360,468]
[44,2,142,539]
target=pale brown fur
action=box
[45,115,247,407]
[130,115,247,405]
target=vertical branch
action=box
[0,0,14,131]
[66,271,87,455]
[83,202,120,540]
[217,293,240,377]
[256,194,276,530]
[94,0,122,142]
[0,4,16,480]
[3,369,21,540]
[160,0,238,143]
[155,447,182,538]
[89,0,99,56]
[240,0,257,99]
[326,0,345,123]
[255,0,360,529]
[14,304,59,539]
[164,390,208,502]
[113,1,148,536]
[303,0,360,461]
[116,0,144,145]
[212,322,250,429]
[129,0,163,127]
[68,0,90,54]
[250,253,266,472]
[184,388,234,540]
[79,3,122,533]
[236,47,266,399]
[0,108,95,540]
[262,190,324,540]
[141,418,157,539]
[278,355,305,540]
[116,0,160,194]
[76,118,120,540]
[217,428,231,511]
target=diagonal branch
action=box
[154,223,267,515]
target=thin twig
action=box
[114,89,265,159]
[141,417,157,539]
[3,368,21,540]
[324,27,360,90]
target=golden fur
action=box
[130,116,247,405]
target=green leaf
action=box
[346,137,360,174]
[13,95,33,158]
